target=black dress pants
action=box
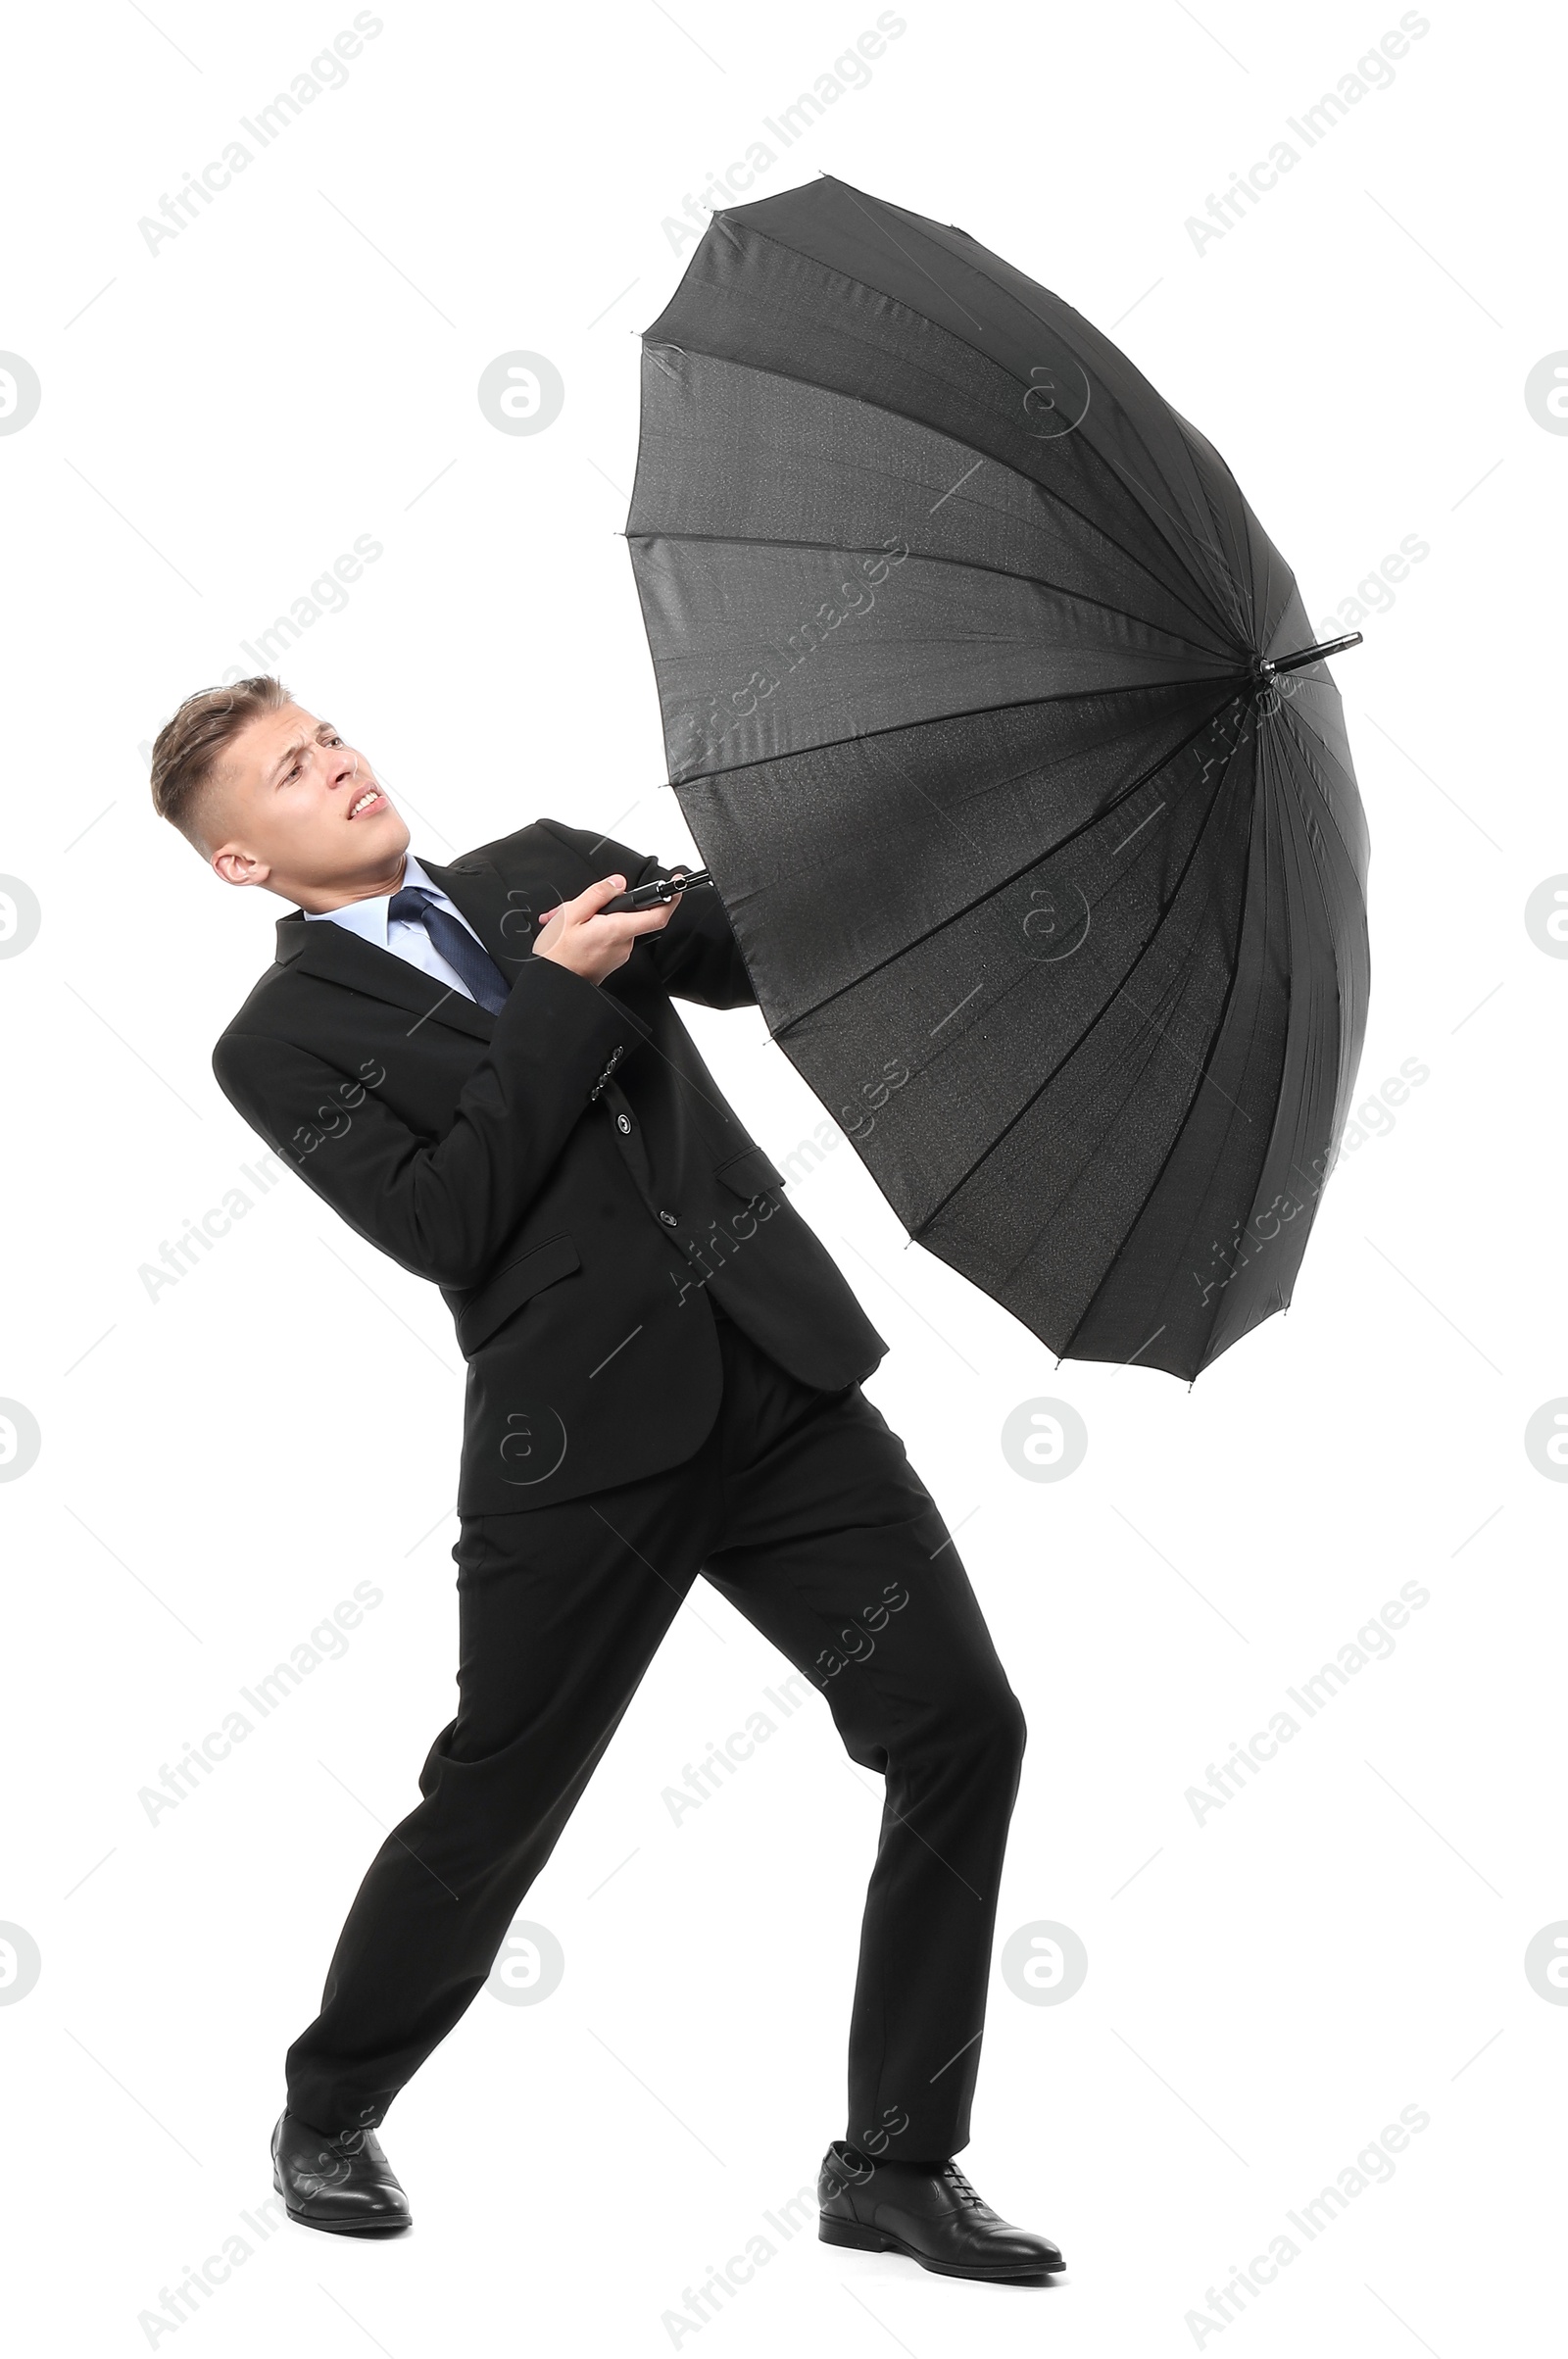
[285,1307,1027,2161]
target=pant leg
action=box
[699,1366,1026,2165]
[284,1466,724,2137]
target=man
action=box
[152,673,1060,2284]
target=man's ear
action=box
[212,846,270,889]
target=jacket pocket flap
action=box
[714,1143,787,1201]
[455,1233,580,1356]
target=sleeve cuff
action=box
[499,950,652,1095]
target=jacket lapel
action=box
[273,851,520,1045]
[419,853,539,977]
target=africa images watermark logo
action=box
[135,14,385,258]
[476,352,564,435]
[0,1924,42,2005]
[1183,1577,1432,1828]
[136,1154,286,1303]
[1182,2105,1432,2345]
[1002,1399,1089,1481]
[0,875,41,954]
[136,1580,385,1827]
[1525,878,1568,955]
[659,13,908,254]
[0,354,41,433]
[0,1401,42,1483]
[1523,353,1568,433]
[486,1919,565,2005]
[1183,13,1432,258]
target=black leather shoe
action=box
[271,2111,412,2236]
[817,2141,1062,2282]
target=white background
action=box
[2,2,1563,2352]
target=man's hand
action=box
[532,872,683,986]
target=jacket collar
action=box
[271,852,525,1044]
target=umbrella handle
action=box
[1252,630,1364,681]
[602,866,714,913]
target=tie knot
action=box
[388,884,436,923]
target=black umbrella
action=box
[624,175,1369,1380]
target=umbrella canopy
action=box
[625,175,1370,1380]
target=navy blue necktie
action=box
[388,884,511,1014]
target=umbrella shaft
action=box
[602,866,713,912]
[1255,631,1364,679]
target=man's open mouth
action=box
[347,787,386,819]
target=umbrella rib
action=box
[1163,418,1258,646]
[630,528,1238,666]
[769,688,1247,1038]
[816,176,1258,639]
[1054,420,1250,647]
[639,330,1238,653]
[1273,694,1364,880]
[1054,781,1271,1363]
[696,212,1255,643]
[1255,523,1286,653]
[1045,412,1250,646]
[674,672,1250,800]
[905,718,1257,1244]
[1261,727,1357,1206]
[829,172,1000,334]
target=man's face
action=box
[207,702,410,910]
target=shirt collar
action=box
[302,852,450,950]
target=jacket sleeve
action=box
[536,816,758,1011]
[211,954,645,1292]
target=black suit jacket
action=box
[211,817,888,1513]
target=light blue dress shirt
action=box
[303,853,488,1004]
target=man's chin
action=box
[282,820,412,909]
[352,811,410,859]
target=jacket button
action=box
[660,1210,678,1227]
[616,1112,632,1135]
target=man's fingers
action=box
[618,890,683,933]
[576,874,682,933]
[535,873,681,956]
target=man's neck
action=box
[294,852,411,916]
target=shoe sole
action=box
[818,2212,1063,2281]
[273,2171,412,2236]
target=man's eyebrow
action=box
[268,721,336,782]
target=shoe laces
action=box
[940,2160,987,2210]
